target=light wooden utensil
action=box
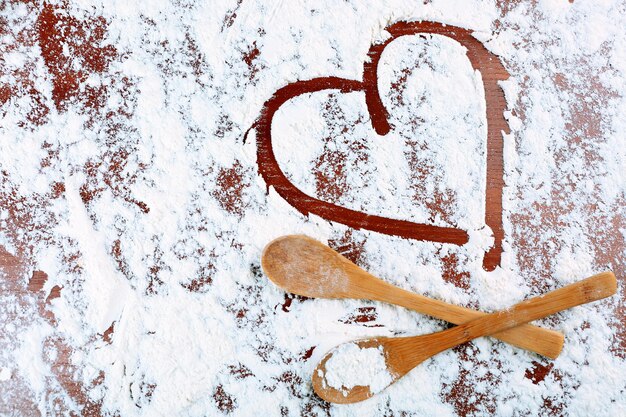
[261,235,564,358]
[312,271,617,403]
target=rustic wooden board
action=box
[1,3,624,417]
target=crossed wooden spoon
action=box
[261,235,617,404]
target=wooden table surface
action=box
[1,2,624,416]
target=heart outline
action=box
[254,21,509,271]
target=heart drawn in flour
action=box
[253,21,510,271]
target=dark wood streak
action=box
[254,21,509,271]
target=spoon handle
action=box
[393,271,616,372]
[454,271,616,342]
[368,279,565,358]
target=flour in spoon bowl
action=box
[321,342,393,397]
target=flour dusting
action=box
[0,367,11,382]
[0,0,625,416]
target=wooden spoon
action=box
[312,271,616,403]
[261,235,564,358]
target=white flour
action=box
[0,1,625,416]
[321,343,393,397]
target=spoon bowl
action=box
[311,338,396,404]
[261,234,355,298]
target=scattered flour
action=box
[0,367,11,381]
[322,342,393,397]
[0,1,624,416]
